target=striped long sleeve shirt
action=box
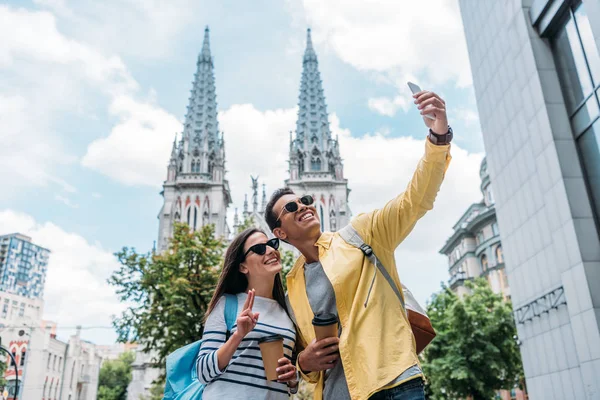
[197,293,296,399]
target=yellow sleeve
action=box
[353,140,451,252]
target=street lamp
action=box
[0,337,19,400]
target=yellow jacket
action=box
[287,140,451,400]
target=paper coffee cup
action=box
[312,313,339,341]
[258,335,284,381]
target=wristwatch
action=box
[288,373,300,394]
[428,126,453,145]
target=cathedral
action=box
[129,27,351,398]
[157,27,350,250]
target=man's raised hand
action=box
[413,90,448,135]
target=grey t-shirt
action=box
[303,261,422,399]
[304,260,351,399]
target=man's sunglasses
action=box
[276,195,314,222]
[243,238,280,259]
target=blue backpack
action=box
[163,294,238,400]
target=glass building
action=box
[459,0,600,398]
[0,233,50,299]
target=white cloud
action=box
[0,5,139,194]
[33,0,204,60]
[294,0,472,88]
[0,210,124,344]
[54,194,79,209]
[81,96,182,186]
[367,94,411,117]
[453,107,480,127]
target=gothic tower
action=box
[157,27,232,251]
[286,28,351,232]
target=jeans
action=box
[368,378,425,400]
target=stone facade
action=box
[157,27,231,252]
[440,158,510,300]
[459,0,600,398]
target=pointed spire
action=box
[243,194,249,215]
[304,28,317,63]
[234,208,239,227]
[170,135,177,161]
[261,184,267,213]
[199,26,212,64]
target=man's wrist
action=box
[428,126,453,145]
[297,351,310,373]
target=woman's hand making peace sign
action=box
[234,288,260,339]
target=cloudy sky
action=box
[0,0,485,345]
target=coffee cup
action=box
[258,334,284,381]
[312,313,339,341]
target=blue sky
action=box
[0,0,485,344]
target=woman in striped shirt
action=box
[198,228,298,399]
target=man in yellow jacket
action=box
[265,90,452,400]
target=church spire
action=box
[178,25,222,178]
[199,26,212,64]
[288,27,342,178]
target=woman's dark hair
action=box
[204,228,288,322]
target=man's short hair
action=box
[265,187,295,232]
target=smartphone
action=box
[407,82,435,120]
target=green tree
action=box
[280,249,295,292]
[109,223,226,370]
[236,216,255,233]
[97,351,135,400]
[422,279,524,400]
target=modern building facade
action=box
[459,0,600,398]
[156,27,232,252]
[440,158,509,299]
[0,233,50,299]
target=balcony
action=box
[448,272,471,289]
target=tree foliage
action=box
[109,223,226,369]
[97,351,135,400]
[422,279,524,400]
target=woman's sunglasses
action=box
[243,238,280,259]
[276,195,314,222]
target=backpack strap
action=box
[223,293,238,340]
[338,224,405,311]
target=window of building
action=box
[53,354,57,371]
[311,157,322,171]
[476,231,484,245]
[481,254,489,271]
[47,353,52,369]
[43,380,47,399]
[496,245,504,264]
[454,248,461,261]
[58,357,62,372]
[492,222,499,236]
[551,2,600,229]
[18,303,25,317]
[20,349,25,366]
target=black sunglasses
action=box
[243,238,280,259]
[276,195,314,222]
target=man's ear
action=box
[239,263,249,275]
[273,227,287,241]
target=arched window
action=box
[319,205,325,231]
[496,245,504,264]
[187,207,192,226]
[202,211,209,226]
[191,160,196,173]
[43,379,47,399]
[329,210,337,231]
[481,254,488,271]
[192,207,198,231]
[311,157,322,171]
[20,349,26,366]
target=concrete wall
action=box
[459,0,600,398]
